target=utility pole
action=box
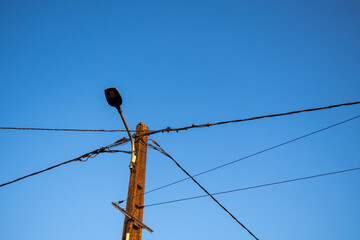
[104,88,152,239]
[122,122,149,240]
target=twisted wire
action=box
[145,101,360,136]
[1,101,359,136]
[0,138,130,188]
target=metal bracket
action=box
[111,202,153,233]
[124,218,134,224]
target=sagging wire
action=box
[147,139,260,240]
[0,137,131,188]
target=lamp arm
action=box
[117,107,136,166]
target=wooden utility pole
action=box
[122,122,149,240]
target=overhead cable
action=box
[143,166,360,208]
[148,140,259,240]
[0,127,134,132]
[1,101,359,135]
[145,101,360,136]
[0,138,130,188]
[119,114,360,203]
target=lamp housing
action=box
[105,88,123,108]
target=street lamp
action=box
[104,88,136,169]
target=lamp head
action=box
[104,88,123,108]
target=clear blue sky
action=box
[1,1,359,239]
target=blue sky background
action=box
[1,1,359,239]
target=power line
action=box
[0,127,134,132]
[148,140,260,240]
[119,114,360,203]
[0,138,130,188]
[142,166,360,208]
[145,101,360,136]
[1,101,359,135]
